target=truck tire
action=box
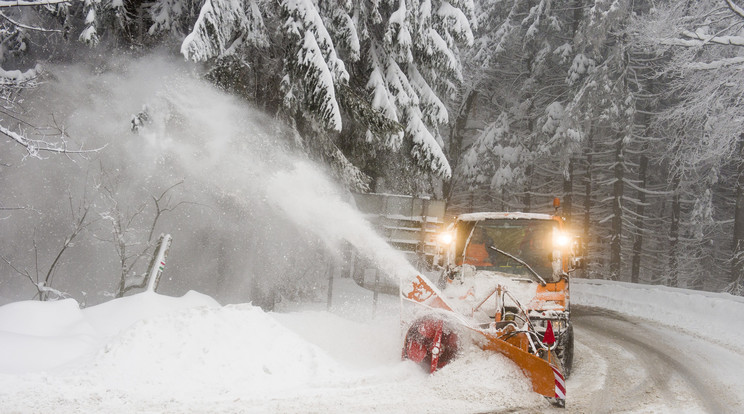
[557,323,574,378]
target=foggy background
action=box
[1,53,403,307]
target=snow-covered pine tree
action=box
[565,0,645,282]
[177,0,475,192]
[633,0,744,293]
[448,0,676,286]
[180,0,267,61]
[149,0,205,37]
[448,0,583,213]
[280,0,348,132]
[460,111,526,209]
[353,0,475,186]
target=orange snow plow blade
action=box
[474,329,565,400]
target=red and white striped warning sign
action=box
[552,365,566,400]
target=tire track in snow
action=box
[571,306,728,413]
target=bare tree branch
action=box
[97,171,194,298]
[1,188,100,301]
[0,0,70,8]
[1,123,106,158]
[1,255,33,284]
[726,0,744,20]
[148,180,185,242]
[2,249,70,302]
[40,199,99,300]
[0,11,61,33]
[679,29,744,46]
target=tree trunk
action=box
[631,154,648,284]
[610,135,624,280]
[572,0,584,35]
[732,135,744,288]
[524,163,533,212]
[669,177,681,287]
[583,127,594,275]
[563,159,574,223]
[326,259,334,310]
[444,89,478,203]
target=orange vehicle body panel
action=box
[531,279,568,309]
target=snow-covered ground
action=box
[0,279,541,413]
[572,278,744,353]
[570,279,744,413]
[1,277,743,413]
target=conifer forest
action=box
[2,0,744,304]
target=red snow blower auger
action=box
[402,316,460,373]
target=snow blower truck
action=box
[400,202,580,407]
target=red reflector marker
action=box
[544,320,556,345]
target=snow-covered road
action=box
[568,306,743,413]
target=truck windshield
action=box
[455,218,560,282]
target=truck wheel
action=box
[557,323,574,378]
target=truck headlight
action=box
[438,232,454,245]
[553,232,570,247]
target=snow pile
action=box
[0,298,99,373]
[0,280,540,413]
[0,291,218,374]
[91,304,342,400]
[572,278,744,351]
[83,290,221,337]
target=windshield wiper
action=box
[489,246,547,286]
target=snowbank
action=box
[572,278,744,352]
[0,280,540,413]
[0,291,219,374]
[91,303,344,400]
[0,298,99,373]
[83,290,220,337]
[4,277,743,412]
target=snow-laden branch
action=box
[0,64,41,84]
[298,30,342,131]
[726,0,744,20]
[1,123,104,158]
[0,0,69,7]
[181,0,267,61]
[598,213,615,225]
[1,254,70,300]
[623,177,674,195]
[679,29,744,46]
[35,282,69,300]
[685,56,744,70]
[0,12,62,33]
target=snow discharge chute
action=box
[400,272,566,407]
